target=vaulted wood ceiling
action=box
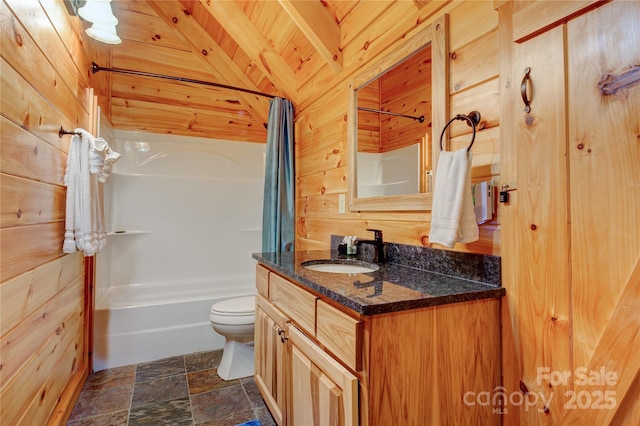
[108,0,441,143]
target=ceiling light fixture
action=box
[64,0,121,45]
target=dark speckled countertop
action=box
[253,249,505,315]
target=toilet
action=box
[209,295,256,380]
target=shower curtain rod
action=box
[357,106,425,123]
[91,62,277,99]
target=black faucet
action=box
[355,229,386,263]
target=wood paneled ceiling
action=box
[108,0,441,143]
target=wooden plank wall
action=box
[379,45,432,153]
[0,0,109,423]
[356,45,432,154]
[296,1,500,254]
[357,81,382,153]
[109,0,269,143]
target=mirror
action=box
[348,21,448,211]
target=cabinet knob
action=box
[280,335,288,343]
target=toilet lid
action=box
[211,295,255,316]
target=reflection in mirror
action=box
[348,18,447,212]
[356,44,432,199]
[348,30,448,211]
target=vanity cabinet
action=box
[254,263,501,425]
[254,264,359,426]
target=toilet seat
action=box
[211,295,255,315]
[210,296,255,325]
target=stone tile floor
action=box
[67,350,275,426]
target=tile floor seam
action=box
[183,355,197,426]
[126,364,136,426]
[240,380,261,422]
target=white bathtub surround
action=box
[94,278,254,370]
[356,143,420,198]
[94,130,264,371]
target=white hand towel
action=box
[428,148,479,248]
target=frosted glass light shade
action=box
[86,23,121,45]
[78,0,118,26]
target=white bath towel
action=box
[99,148,121,183]
[63,133,81,253]
[89,137,108,174]
[428,148,479,248]
[63,128,120,256]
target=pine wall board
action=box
[0,0,109,423]
[0,116,68,186]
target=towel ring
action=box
[438,111,481,152]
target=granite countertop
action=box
[253,250,505,315]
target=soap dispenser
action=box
[347,236,357,257]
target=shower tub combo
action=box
[93,130,265,371]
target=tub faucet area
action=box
[355,229,386,263]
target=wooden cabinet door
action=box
[288,325,359,426]
[255,295,288,426]
[502,1,640,424]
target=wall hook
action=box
[59,126,81,138]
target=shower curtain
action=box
[262,97,295,253]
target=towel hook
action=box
[59,126,81,138]
[438,111,481,152]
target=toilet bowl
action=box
[210,295,256,380]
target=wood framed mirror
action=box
[348,18,449,211]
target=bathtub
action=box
[92,276,255,371]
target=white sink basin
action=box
[302,260,379,274]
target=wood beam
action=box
[277,0,343,73]
[198,0,298,104]
[147,1,271,125]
